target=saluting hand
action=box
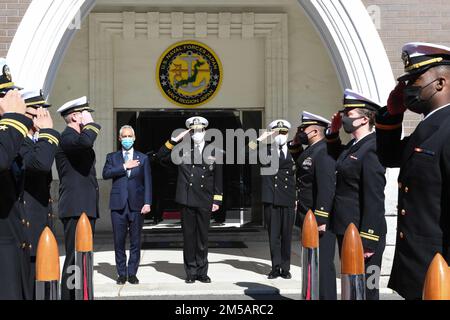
[172,129,191,143]
[81,110,94,126]
[257,130,275,142]
[330,112,342,134]
[387,81,407,116]
[0,90,26,116]
[33,107,53,130]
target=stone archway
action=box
[8,0,394,101]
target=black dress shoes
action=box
[268,270,281,279]
[280,271,292,279]
[197,275,211,283]
[128,275,139,284]
[185,276,196,284]
[116,276,127,285]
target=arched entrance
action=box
[8,0,394,100]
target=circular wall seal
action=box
[157,41,223,108]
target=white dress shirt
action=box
[122,148,134,172]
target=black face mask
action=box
[298,130,316,145]
[342,116,365,134]
[403,79,439,115]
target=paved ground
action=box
[55,225,402,300]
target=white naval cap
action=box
[398,42,450,81]
[21,89,50,108]
[186,116,209,130]
[57,96,93,117]
[268,119,291,133]
[341,89,381,112]
[0,57,21,94]
[300,111,331,128]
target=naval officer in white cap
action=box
[249,119,297,279]
[19,88,60,297]
[377,42,450,300]
[288,111,337,300]
[55,96,101,300]
[157,116,223,284]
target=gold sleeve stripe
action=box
[84,125,100,134]
[214,195,223,201]
[360,233,380,242]
[360,231,379,239]
[0,119,28,137]
[39,133,59,146]
[360,232,380,242]
[375,122,402,131]
[165,140,174,150]
[314,210,329,218]
[249,141,258,150]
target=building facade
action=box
[2,0,448,290]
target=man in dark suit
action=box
[19,89,60,297]
[326,89,387,300]
[158,116,223,284]
[248,120,297,280]
[55,96,101,300]
[103,125,152,285]
[288,111,337,300]
[0,78,34,300]
[376,42,450,300]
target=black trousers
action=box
[337,234,386,300]
[317,230,338,300]
[181,206,210,278]
[264,204,295,272]
[61,217,96,301]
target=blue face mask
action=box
[121,137,134,150]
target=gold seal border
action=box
[156,40,223,108]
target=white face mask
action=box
[192,131,206,144]
[274,134,288,146]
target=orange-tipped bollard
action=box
[35,227,60,300]
[341,223,366,300]
[423,254,450,300]
[75,213,94,300]
[301,210,319,300]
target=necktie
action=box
[124,152,131,177]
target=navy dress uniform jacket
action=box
[376,105,450,299]
[248,140,297,207]
[292,139,336,227]
[326,132,387,251]
[56,123,101,219]
[0,113,34,300]
[157,139,223,209]
[102,150,153,211]
[19,129,60,257]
